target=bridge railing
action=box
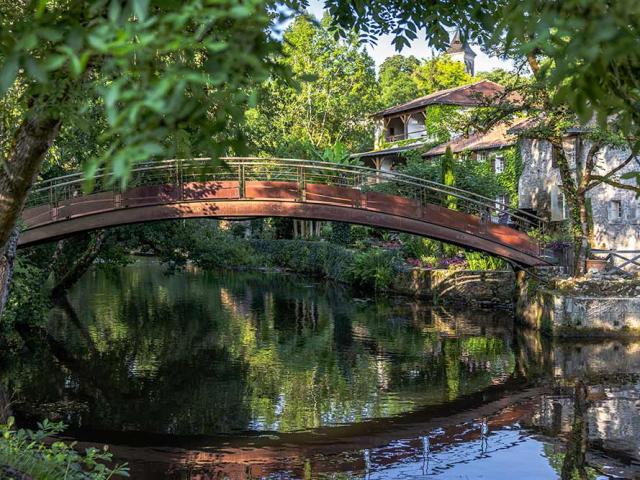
[25,157,546,233]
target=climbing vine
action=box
[494,147,523,208]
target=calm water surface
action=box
[4,260,640,479]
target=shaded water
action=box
[3,260,640,479]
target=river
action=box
[4,259,640,479]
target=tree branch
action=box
[588,175,640,194]
[586,151,637,192]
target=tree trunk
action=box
[0,114,61,252]
[561,381,589,480]
[0,383,11,423]
[0,227,20,318]
[575,197,591,276]
[50,230,108,299]
[0,115,61,314]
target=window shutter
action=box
[609,200,622,221]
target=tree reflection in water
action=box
[2,262,640,479]
[7,263,517,436]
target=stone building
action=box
[353,80,508,169]
[515,129,640,253]
[352,29,640,259]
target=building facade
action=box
[518,135,640,252]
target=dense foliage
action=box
[0,417,128,479]
[245,15,379,157]
[325,0,640,142]
[378,55,420,107]
[0,0,281,180]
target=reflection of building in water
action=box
[430,307,513,340]
[527,382,640,474]
[590,384,640,460]
[553,340,640,378]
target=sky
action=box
[305,0,513,73]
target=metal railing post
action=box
[239,163,245,198]
[297,166,305,201]
[177,159,183,201]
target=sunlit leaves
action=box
[0,0,281,188]
[324,0,640,139]
[245,15,379,157]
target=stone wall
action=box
[515,271,640,336]
[518,137,560,215]
[518,136,640,253]
[391,268,514,307]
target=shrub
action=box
[346,249,399,291]
[329,222,352,246]
[400,235,439,260]
[191,235,256,269]
[0,417,128,479]
[464,251,507,270]
[248,240,354,280]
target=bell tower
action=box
[446,30,476,76]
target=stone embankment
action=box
[515,271,640,337]
[390,268,514,308]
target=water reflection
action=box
[3,261,640,479]
[8,262,517,436]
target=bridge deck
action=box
[20,180,547,267]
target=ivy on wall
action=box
[373,144,523,209]
[494,147,523,208]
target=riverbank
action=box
[188,238,515,308]
[516,271,640,337]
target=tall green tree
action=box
[441,146,457,210]
[378,55,420,108]
[245,15,379,157]
[413,55,474,94]
[378,54,474,110]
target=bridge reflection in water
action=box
[21,158,547,266]
[6,265,639,479]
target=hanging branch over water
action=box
[50,230,109,299]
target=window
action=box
[629,202,638,223]
[551,146,559,168]
[476,151,488,162]
[494,154,505,174]
[550,186,567,221]
[608,200,623,222]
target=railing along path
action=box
[26,157,544,232]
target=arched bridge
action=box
[20,158,548,266]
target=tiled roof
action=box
[507,116,592,135]
[351,141,430,159]
[423,119,529,157]
[374,80,510,118]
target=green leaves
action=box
[0,417,129,479]
[0,54,19,94]
[1,0,279,188]
[324,0,640,139]
[245,15,379,157]
[131,0,149,20]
